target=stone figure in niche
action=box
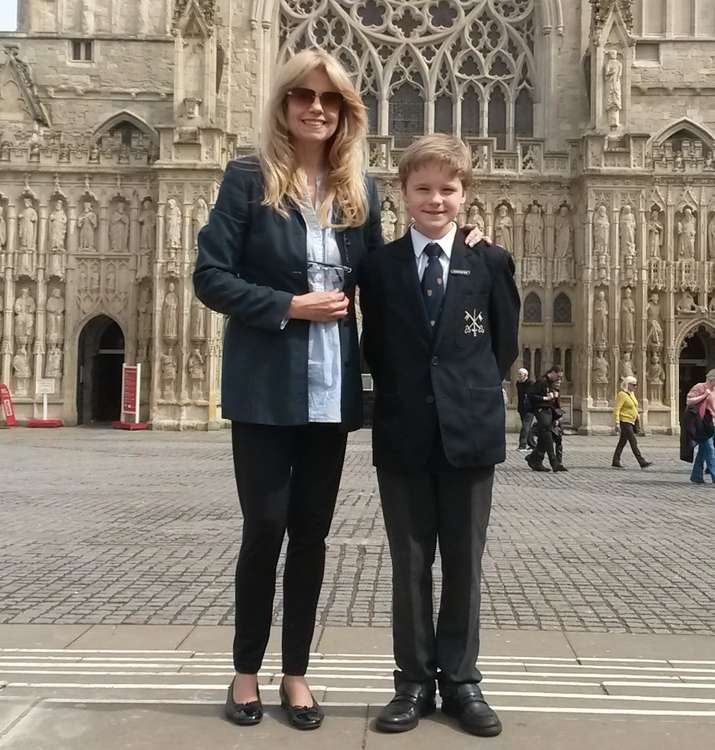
[621,351,635,379]
[46,289,65,345]
[162,282,179,340]
[620,205,636,256]
[137,287,152,362]
[12,345,31,396]
[494,205,513,252]
[17,198,37,276]
[14,287,36,344]
[594,290,609,349]
[524,204,544,257]
[522,145,537,171]
[160,348,178,400]
[676,290,698,315]
[554,206,574,284]
[166,198,182,258]
[646,208,663,259]
[705,151,715,171]
[708,214,715,261]
[88,144,100,163]
[646,293,664,350]
[190,296,207,340]
[605,49,623,129]
[467,203,485,236]
[48,200,67,279]
[77,202,98,251]
[105,265,117,295]
[674,152,684,172]
[647,351,665,403]
[677,207,697,259]
[0,205,6,251]
[380,200,397,243]
[89,264,100,294]
[193,198,209,246]
[109,202,129,252]
[593,205,610,282]
[593,350,609,402]
[45,344,63,379]
[139,199,156,251]
[188,348,206,401]
[620,287,636,347]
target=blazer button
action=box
[431,356,439,366]
[426,395,435,404]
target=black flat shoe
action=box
[225,677,263,726]
[640,461,653,469]
[553,464,568,472]
[279,680,324,730]
[612,461,623,468]
[440,683,502,737]
[375,681,436,733]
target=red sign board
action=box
[0,384,17,427]
[122,365,139,417]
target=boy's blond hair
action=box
[398,134,473,190]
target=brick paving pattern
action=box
[0,428,713,634]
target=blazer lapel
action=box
[389,234,432,350]
[433,232,472,352]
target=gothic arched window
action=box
[279,0,537,145]
[553,292,572,324]
[523,292,542,323]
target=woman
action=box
[611,376,652,469]
[685,370,715,484]
[194,49,382,730]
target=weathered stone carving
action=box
[605,50,623,129]
[467,202,485,236]
[12,345,31,396]
[14,287,35,345]
[380,200,397,242]
[620,287,635,348]
[46,288,65,345]
[620,351,635,379]
[17,198,37,277]
[676,207,697,259]
[676,290,699,315]
[109,200,130,252]
[647,351,665,404]
[193,197,209,246]
[48,200,67,279]
[77,201,98,251]
[137,286,152,362]
[646,293,664,351]
[190,296,207,340]
[162,282,179,340]
[646,208,663,259]
[0,205,6,252]
[45,344,63,379]
[188,348,206,401]
[593,349,609,403]
[165,198,182,258]
[494,204,513,252]
[620,204,637,284]
[139,198,156,251]
[554,206,574,286]
[593,205,610,283]
[160,347,178,400]
[708,213,715,261]
[594,289,609,349]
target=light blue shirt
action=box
[298,192,342,424]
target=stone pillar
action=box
[36,204,49,278]
[1,267,12,384]
[610,201,620,404]
[33,270,47,404]
[637,199,650,429]
[582,205,595,429]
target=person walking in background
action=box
[612,376,652,469]
[516,367,534,451]
[526,365,566,472]
[685,370,715,484]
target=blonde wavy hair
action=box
[260,49,368,229]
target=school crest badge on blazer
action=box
[464,309,485,337]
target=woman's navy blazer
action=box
[193,156,383,430]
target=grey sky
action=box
[0,1,18,32]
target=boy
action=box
[360,134,520,737]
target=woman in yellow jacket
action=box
[612,376,653,469]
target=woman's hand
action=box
[288,291,349,322]
[462,224,493,247]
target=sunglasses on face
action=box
[286,87,344,111]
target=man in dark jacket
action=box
[516,367,534,451]
[526,365,567,472]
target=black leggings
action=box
[612,421,645,466]
[231,422,347,675]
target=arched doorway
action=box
[679,325,715,413]
[76,316,125,424]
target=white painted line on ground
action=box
[603,681,715,690]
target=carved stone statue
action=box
[188,348,206,401]
[18,197,37,251]
[647,351,665,403]
[524,203,544,257]
[160,348,178,400]
[12,345,31,396]
[139,199,156,251]
[77,201,98,251]
[137,287,152,362]
[190,296,207,340]
[593,349,609,402]
[647,208,663,259]
[14,287,36,344]
[620,351,635,379]
[45,344,63,379]
[166,198,182,257]
[46,288,65,345]
[676,290,698,315]
[380,200,397,242]
[593,205,610,282]
[162,282,179,340]
[49,200,67,252]
[494,204,513,252]
[109,201,129,252]
[594,289,609,349]
[554,206,574,285]
[620,205,636,256]
[193,197,209,245]
[677,207,697,259]
[0,205,6,251]
[620,287,635,347]
[646,293,664,350]
[467,203,485,236]
[708,214,715,261]
[605,49,623,129]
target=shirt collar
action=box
[410,223,457,261]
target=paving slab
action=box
[364,708,715,749]
[317,626,394,655]
[480,628,577,659]
[565,632,715,661]
[0,626,91,650]
[67,625,194,651]
[0,701,367,750]
[0,699,37,735]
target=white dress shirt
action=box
[411,223,457,292]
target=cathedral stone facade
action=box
[1,0,715,431]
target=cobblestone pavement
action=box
[0,428,713,634]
